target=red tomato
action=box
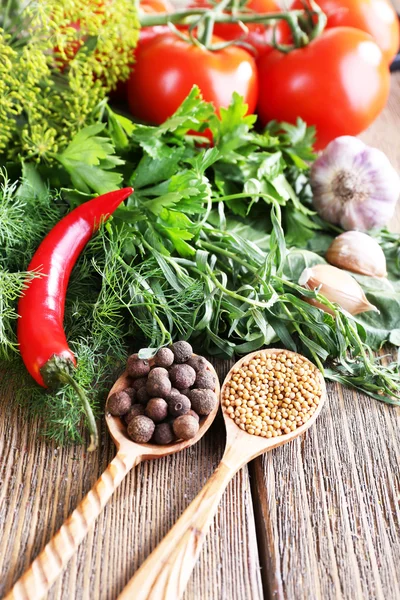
[189,0,290,58]
[141,0,174,11]
[291,0,399,64]
[127,34,258,124]
[257,27,390,149]
[112,0,173,101]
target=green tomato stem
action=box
[139,7,327,50]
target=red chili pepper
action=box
[17,187,133,451]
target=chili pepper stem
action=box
[63,374,99,452]
[41,356,99,452]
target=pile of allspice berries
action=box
[107,341,218,444]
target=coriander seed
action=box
[222,351,322,438]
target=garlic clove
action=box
[326,231,387,278]
[299,264,379,316]
[310,136,400,231]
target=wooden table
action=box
[1,75,400,600]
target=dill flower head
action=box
[0,0,139,162]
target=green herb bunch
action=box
[0,0,139,162]
[1,88,400,445]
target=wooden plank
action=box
[251,381,400,600]
[2,59,400,600]
[251,72,400,600]
[0,360,263,600]
[359,74,400,230]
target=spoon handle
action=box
[6,450,139,600]
[118,458,238,600]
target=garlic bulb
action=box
[326,231,387,278]
[310,136,400,231]
[299,264,378,316]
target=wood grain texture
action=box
[251,380,400,600]
[251,72,400,600]
[1,73,400,600]
[119,349,326,600]
[0,359,263,600]
[360,74,400,230]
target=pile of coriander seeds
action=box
[222,350,323,438]
[107,341,218,444]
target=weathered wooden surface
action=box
[0,358,263,600]
[1,75,400,600]
[252,72,400,600]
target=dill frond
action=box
[0,169,62,270]
[0,0,139,162]
[8,339,123,446]
[0,270,39,359]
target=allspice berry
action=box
[188,389,217,415]
[194,369,216,390]
[187,409,200,422]
[136,387,150,405]
[169,364,196,389]
[154,347,174,368]
[168,387,182,400]
[123,387,136,402]
[124,404,145,424]
[146,377,172,398]
[186,355,208,373]
[107,390,132,416]
[173,415,199,440]
[127,415,155,443]
[148,367,169,380]
[170,341,193,364]
[145,398,168,423]
[127,355,150,379]
[152,422,175,445]
[132,377,147,391]
[167,393,191,417]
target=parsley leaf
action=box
[55,124,124,194]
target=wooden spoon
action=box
[6,358,220,600]
[118,348,326,600]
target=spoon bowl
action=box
[7,357,219,600]
[220,348,326,461]
[118,348,326,600]
[106,362,219,457]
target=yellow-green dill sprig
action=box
[1,0,139,163]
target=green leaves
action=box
[131,148,186,189]
[56,124,124,194]
[3,86,400,448]
[0,270,40,359]
[210,92,256,153]
[131,87,214,160]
